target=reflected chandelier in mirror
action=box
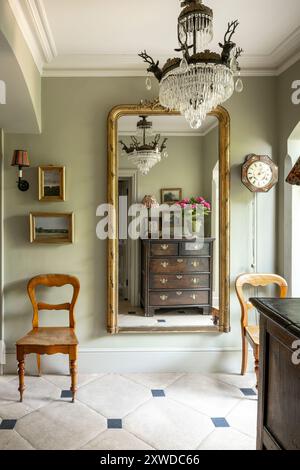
[119,116,168,175]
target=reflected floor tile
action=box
[16,401,106,450]
[124,398,214,450]
[166,374,242,417]
[198,428,256,450]
[227,400,257,438]
[123,373,184,390]
[82,429,153,450]
[77,374,151,418]
[0,430,34,450]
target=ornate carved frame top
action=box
[107,100,230,334]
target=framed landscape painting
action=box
[161,188,182,205]
[38,166,66,201]
[30,212,74,244]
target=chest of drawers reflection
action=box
[141,238,214,317]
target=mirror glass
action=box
[117,113,220,330]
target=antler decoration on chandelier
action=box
[138,0,244,129]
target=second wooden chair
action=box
[235,273,288,386]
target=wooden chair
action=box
[235,273,288,386]
[16,274,80,403]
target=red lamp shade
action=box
[11,150,30,167]
[286,156,300,186]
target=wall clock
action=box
[241,154,278,193]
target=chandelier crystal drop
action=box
[119,116,168,176]
[139,0,243,129]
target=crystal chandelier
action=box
[139,0,243,129]
[119,116,168,176]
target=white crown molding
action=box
[42,53,278,77]
[271,26,300,68]
[8,0,57,73]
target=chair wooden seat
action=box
[16,274,80,403]
[245,325,259,347]
[235,273,288,387]
[17,327,78,347]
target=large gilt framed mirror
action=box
[107,100,230,334]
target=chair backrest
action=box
[27,274,80,329]
[235,273,288,329]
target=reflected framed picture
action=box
[38,166,66,201]
[161,188,182,205]
[30,212,74,244]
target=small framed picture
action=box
[161,188,182,205]
[38,166,65,201]
[30,212,74,244]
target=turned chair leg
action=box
[36,354,41,376]
[18,358,25,402]
[69,359,77,403]
[241,334,248,375]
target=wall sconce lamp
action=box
[11,150,30,192]
[286,156,300,186]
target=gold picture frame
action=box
[30,212,74,244]
[161,188,182,205]
[38,166,66,201]
[107,100,231,335]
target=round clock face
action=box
[246,161,273,189]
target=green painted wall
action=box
[3,75,277,356]
[202,126,219,202]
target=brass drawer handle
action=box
[191,294,197,300]
[161,244,169,251]
[177,259,184,264]
[161,261,169,268]
[160,295,168,301]
[176,291,183,296]
[160,278,168,285]
[191,261,200,268]
[192,278,199,284]
[176,275,183,280]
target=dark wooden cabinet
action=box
[250,298,300,450]
[141,238,214,317]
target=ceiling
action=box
[8,0,300,76]
[118,115,217,136]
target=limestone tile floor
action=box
[0,372,257,450]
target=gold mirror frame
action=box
[107,100,230,334]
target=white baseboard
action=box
[3,348,253,375]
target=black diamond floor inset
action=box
[107,419,122,429]
[240,388,257,396]
[61,390,73,398]
[152,389,166,397]
[0,420,17,430]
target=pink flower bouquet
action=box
[176,196,211,217]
